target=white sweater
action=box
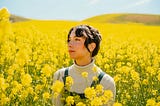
[53,60,116,106]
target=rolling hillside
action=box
[10,14,30,22]
[82,14,160,25]
[10,13,160,25]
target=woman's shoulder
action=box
[103,73,115,85]
[55,67,66,73]
[101,73,115,92]
[97,67,115,87]
[53,67,68,81]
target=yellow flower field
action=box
[0,8,160,106]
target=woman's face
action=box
[67,29,91,60]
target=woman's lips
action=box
[68,50,75,53]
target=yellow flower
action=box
[156,102,160,106]
[116,62,122,68]
[92,66,98,72]
[146,66,156,76]
[117,66,130,75]
[52,80,64,98]
[43,92,50,99]
[114,74,121,83]
[84,87,96,100]
[21,74,32,86]
[0,77,5,86]
[42,64,52,77]
[21,90,28,99]
[15,49,30,66]
[146,98,156,106]
[126,93,131,99]
[152,90,157,96]
[76,102,86,106]
[127,62,132,67]
[66,96,74,105]
[157,96,160,101]
[35,84,43,92]
[7,68,14,76]
[91,97,102,106]
[113,102,122,106]
[0,7,10,20]
[95,84,104,95]
[133,83,139,88]
[33,95,38,101]
[142,79,148,85]
[81,72,88,78]
[66,76,74,89]
[104,64,110,69]
[11,80,18,86]
[103,90,113,100]
[42,76,47,84]
[92,76,98,81]
[130,70,140,81]
[27,87,34,94]
[100,95,108,104]
[11,83,22,95]
[0,77,8,90]
[1,93,10,105]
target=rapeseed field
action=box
[0,8,160,106]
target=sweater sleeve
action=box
[100,74,116,106]
[52,69,65,106]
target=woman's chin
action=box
[69,55,76,59]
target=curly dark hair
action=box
[67,25,102,57]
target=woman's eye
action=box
[75,38,80,41]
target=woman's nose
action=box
[68,41,73,47]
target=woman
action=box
[53,25,116,106]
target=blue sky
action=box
[0,0,160,21]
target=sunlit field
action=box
[0,8,160,106]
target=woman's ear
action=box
[88,43,96,52]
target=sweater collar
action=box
[72,59,95,72]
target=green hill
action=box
[10,14,30,22]
[82,14,160,25]
[10,13,160,25]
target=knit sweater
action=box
[53,60,116,106]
